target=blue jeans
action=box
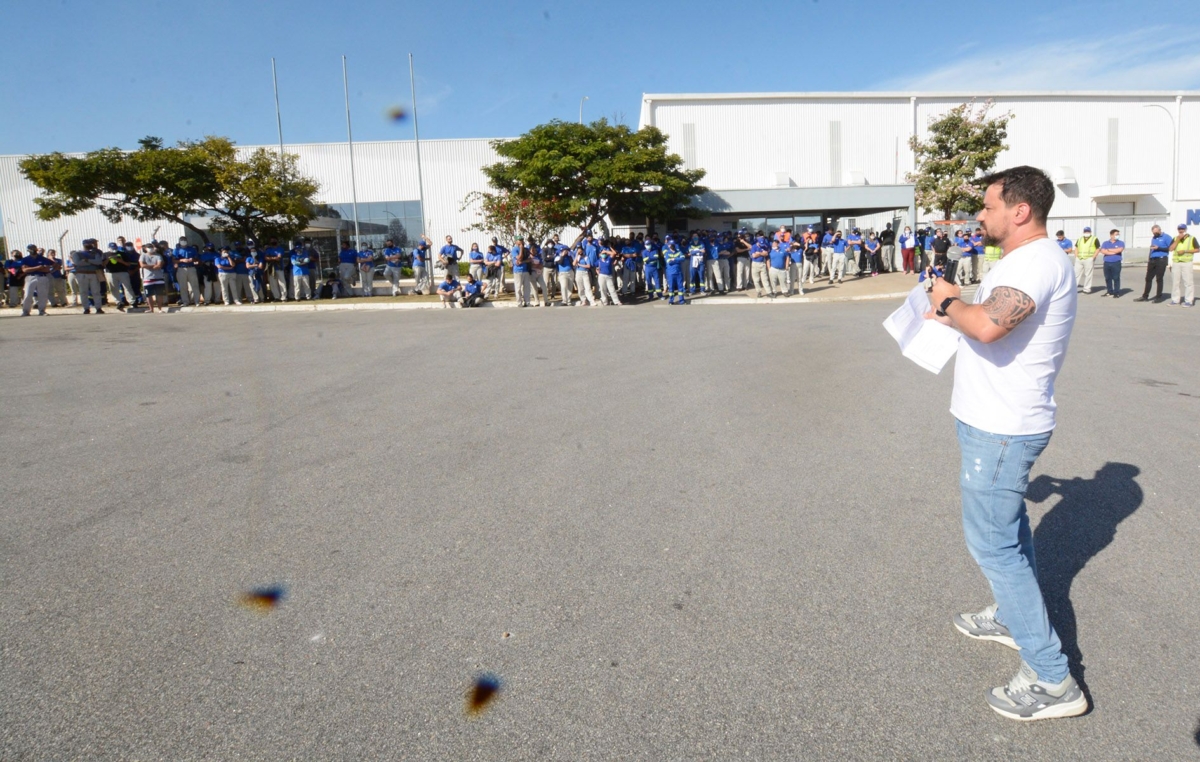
[956,419,1068,682]
[1103,260,1121,294]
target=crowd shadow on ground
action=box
[1027,462,1143,705]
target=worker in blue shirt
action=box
[244,245,265,303]
[262,238,288,302]
[596,241,622,306]
[767,239,790,296]
[356,243,376,297]
[845,229,864,277]
[172,238,200,307]
[749,238,772,297]
[1100,228,1125,297]
[215,247,241,305]
[484,244,505,298]
[19,246,54,316]
[705,234,724,294]
[467,242,485,283]
[572,244,596,306]
[821,231,835,277]
[438,235,463,280]
[198,243,219,305]
[663,239,688,305]
[511,236,534,307]
[336,241,357,296]
[554,243,575,306]
[829,231,847,284]
[412,235,432,294]
[1138,224,1173,301]
[382,238,404,296]
[437,270,462,308]
[291,243,314,300]
[686,234,706,295]
[461,273,486,307]
[618,240,639,295]
[641,239,662,301]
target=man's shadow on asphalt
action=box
[1027,462,1142,702]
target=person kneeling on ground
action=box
[437,271,462,308]
[461,273,487,307]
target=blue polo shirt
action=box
[512,247,531,273]
[173,245,198,266]
[621,245,638,266]
[1056,237,1073,253]
[338,247,358,265]
[1100,239,1124,262]
[573,250,590,271]
[468,248,485,264]
[217,255,236,271]
[291,251,311,275]
[832,238,847,254]
[846,234,862,252]
[584,242,600,268]
[597,253,615,276]
[556,249,575,272]
[1149,232,1172,259]
[412,245,428,266]
[768,247,789,269]
[463,280,483,297]
[357,249,375,266]
[383,246,403,266]
[438,277,460,293]
[21,255,54,273]
[485,250,503,267]
[232,253,249,275]
[749,243,768,262]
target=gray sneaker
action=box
[953,603,1018,650]
[987,662,1088,721]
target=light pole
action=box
[1142,102,1178,203]
[579,96,589,125]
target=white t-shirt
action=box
[950,237,1077,435]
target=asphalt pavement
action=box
[1,290,1197,760]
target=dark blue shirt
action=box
[338,248,358,265]
[1149,232,1172,258]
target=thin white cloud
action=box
[877,26,1200,91]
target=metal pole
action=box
[579,95,589,124]
[1142,103,1178,204]
[409,53,428,244]
[271,58,285,160]
[342,55,361,246]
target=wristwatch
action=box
[936,296,960,317]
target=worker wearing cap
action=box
[573,244,596,306]
[357,242,376,296]
[707,233,728,294]
[381,238,404,297]
[1074,226,1099,294]
[19,245,53,316]
[641,238,662,300]
[663,238,687,304]
[290,242,314,300]
[512,236,533,306]
[529,241,548,306]
[437,235,462,280]
[411,235,431,294]
[767,239,791,297]
[596,239,622,306]
[71,240,106,314]
[554,242,575,306]
[490,236,509,295]
[47,250,68,307]
[1168,224,1197,306]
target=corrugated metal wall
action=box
[0,137,506,253]
[644,94,1192,223]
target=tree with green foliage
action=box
[907,101,1012,221]
[461,190,574,247]
[476,119,706,242]
[19,136,319,245]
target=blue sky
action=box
[4,0,1199,156]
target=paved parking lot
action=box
[1,294,1197,760]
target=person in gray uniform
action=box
[71,239,107,314]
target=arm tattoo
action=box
[981,286,1036,330]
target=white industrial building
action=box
[3,90,1198,257]
[639,91,1200,250]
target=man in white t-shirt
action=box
[927,166,1086,722]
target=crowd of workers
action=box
[5,221,1196,315]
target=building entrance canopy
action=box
[695,184,915,220]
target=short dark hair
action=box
[1055,230,1065,236]
[978,166,1055,224]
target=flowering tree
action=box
[460,190,574,246]
[907,101,1012,221]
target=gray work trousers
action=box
[708,258,728,292]
[557,271,574,305]
[359,267,374,296]
[769,266,788,295]
[1172,261,1195,304]
[735,257,751,289]
[22,274,50,313]
[219,272,240,304]
[575,270,595,305]
[881,244,895,273]
[413,265,430,294]
[106,271,138,305]
[598,273,621,305]
[176,267,200,306]
[830,253,846,282]
[530,269,547,303]
[338,263,356,293]
[385,266,403,295]
[294,272,313,300]
[271,268,289,300]
[75,272,103,309]
[751,261,771,294]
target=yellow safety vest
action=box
[1174,235,1198,264]
[1076,236,1099,258]
[984,245,1002,261]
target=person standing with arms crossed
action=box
[1168,223,1196,306]
[1099,229,1125,298]
[1137,225,1172,302]
[926,166,1084,721]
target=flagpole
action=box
[271,58,285,159]
[342,55,361,246]
[408,53,428,244]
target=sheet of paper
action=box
[883,286,961,374]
